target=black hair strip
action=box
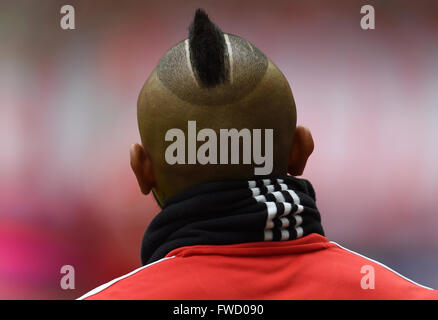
[188,9,227,87]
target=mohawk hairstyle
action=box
[155,9,268,105]
[188,9,228,88]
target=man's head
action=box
[130,9,314,206]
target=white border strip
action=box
[330,241,434,290]
[76,256,176,300]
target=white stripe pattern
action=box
[248,179,305,242]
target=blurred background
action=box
[1,0,437,299]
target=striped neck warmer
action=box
[141,176,325,265]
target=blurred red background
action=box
[1,0,437,299]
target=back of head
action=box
[137,9,297,204]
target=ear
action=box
[130,143,156,195]
[287,125,314,176]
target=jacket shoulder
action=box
[78,256,183,300]
[324,241,437,299]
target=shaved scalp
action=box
[138,9,297,204]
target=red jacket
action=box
[78,233,437,300]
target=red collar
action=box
[166,233,331,259]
